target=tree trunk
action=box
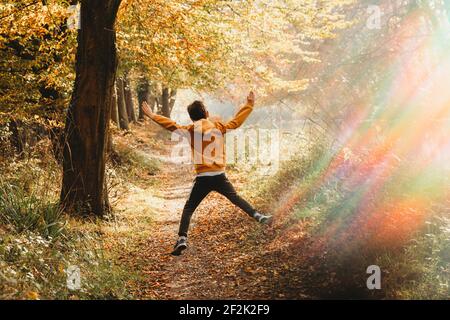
[149,95,157,112]
[161,87,170,117]
[116,77,129,130]
[107,130,113,153]
[136,78,150,121]
[60,0,122,217]
[124,76,136,123]
[168,89,177,115]
[148,82,159,112]
[155,96,161,114]
[111,86,119,128]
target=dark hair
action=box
[187,100,207,121]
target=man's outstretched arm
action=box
[142,101,188,132]
[220,91,255,132]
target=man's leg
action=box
[212,174,256,217]
[178,178,211,237]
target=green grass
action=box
[377,213,450,299]
[119,148,160,174]
[111,143,161,188]
[0,181,65,239]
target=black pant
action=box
[178,173,256,237]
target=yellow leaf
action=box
[25,291,39,300]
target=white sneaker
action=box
[253,212,273,224]
[171,236,187,256]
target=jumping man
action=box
[142,91,272,256]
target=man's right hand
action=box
[142,101,154,118]
[247,91,255,106]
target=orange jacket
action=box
[149,102,254,173]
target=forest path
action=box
[109,122,311,299]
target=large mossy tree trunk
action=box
[60,0,122,217]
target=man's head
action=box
[187,100,209,121]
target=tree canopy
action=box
[0,1,76,123]
[0,0,356,125]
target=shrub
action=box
[0,181,65,239]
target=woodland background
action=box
[0,0,449,299]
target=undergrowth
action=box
[253,137,449,299]
[0,138,138,299]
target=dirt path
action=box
[109,124,312,300]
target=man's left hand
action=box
[142,101,154,118]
